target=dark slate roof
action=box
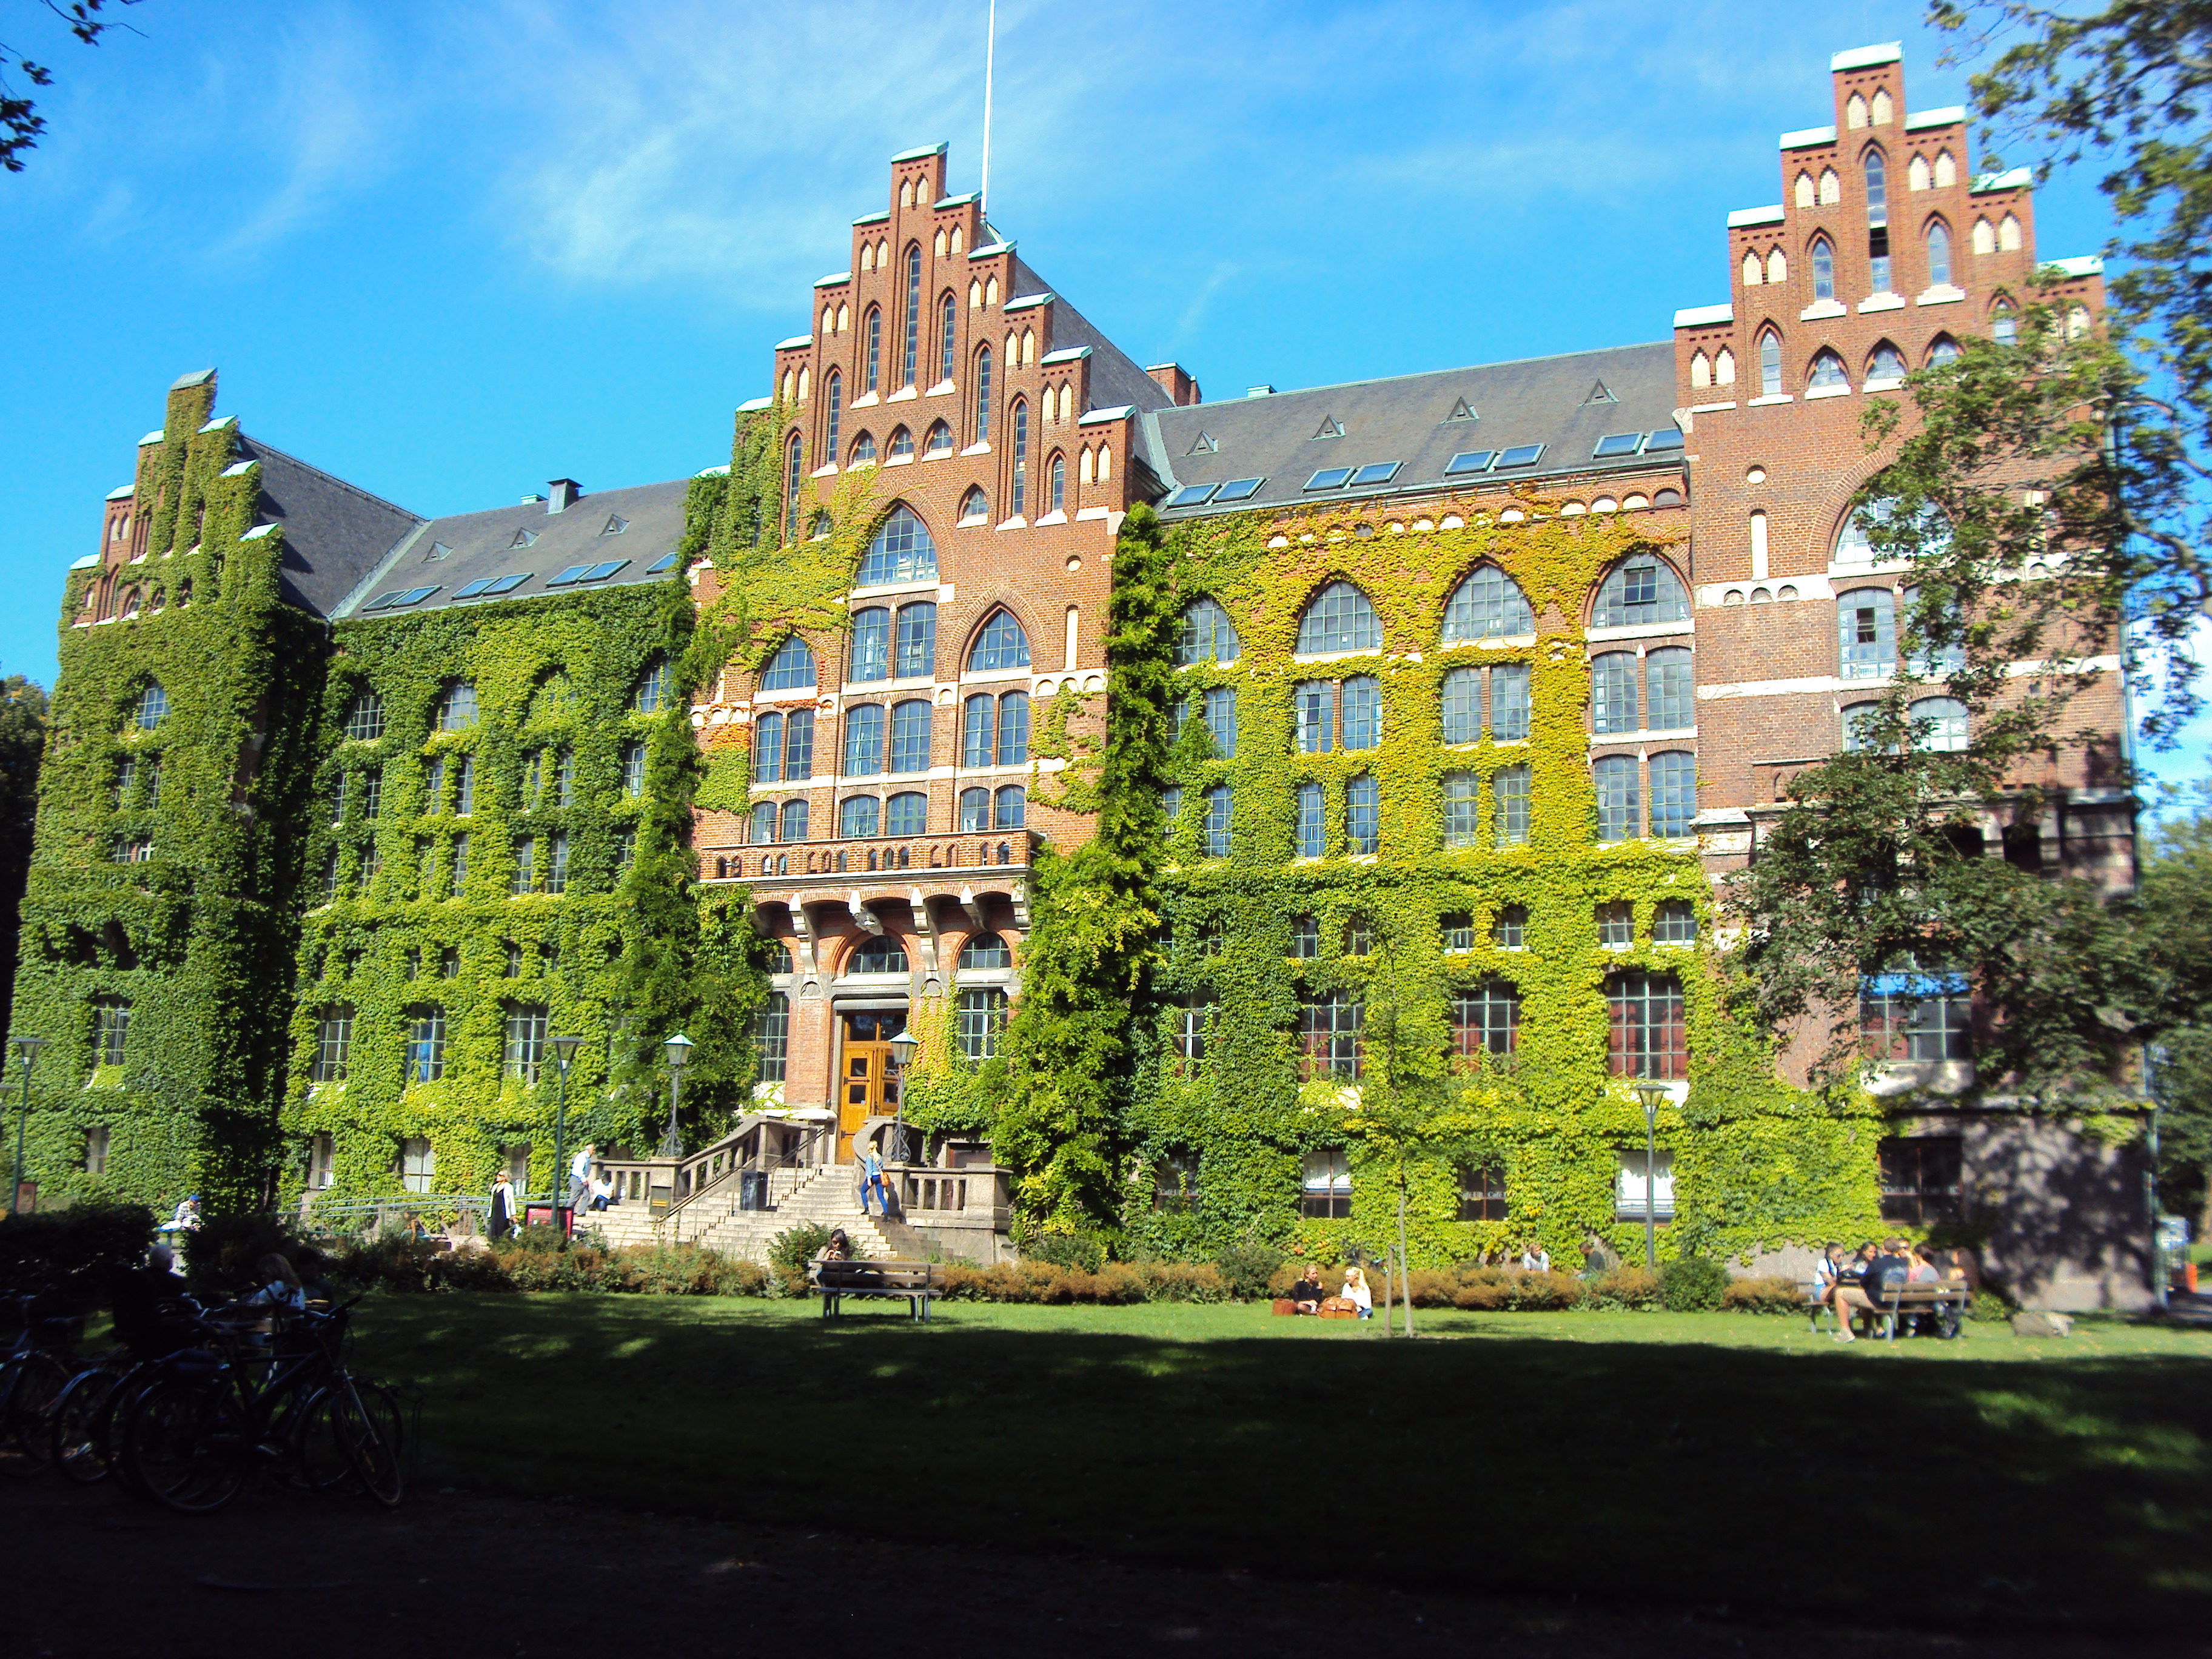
[1136,341,1683,521]
[236,435,424,617]
[329,478,692,621]
[1010,255,1173,418]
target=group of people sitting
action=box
[1281,1264,1374,1319]
[1812,1236,1978,1343]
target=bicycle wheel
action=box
[49,1366,122,1484]
[121,1378,252,1514]
[288,1386,355,1492]
[325,1378,404,1508]
[106,1370,164,1500]
[0,1352,69,1476]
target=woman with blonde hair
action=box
[1341,1264,1373,1320]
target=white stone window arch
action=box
[933,227,947,256]
[1909,154,1930,192]
[1715,347,1735,386]
[951,226,964,253]
[1098,443,1113,482]
[1079,447,1094,484]
[900,179,914,208]
[1846,92,1868,129]
[1795,170,1815,208]
[1871,88,1893,125]
[1742,250,1761,287]
[836,303,849,332]
[1820,168,1841,204]
[860,243,875,272]
[1999,213,2022,251]
[1934,150,1956,187]
[1766,247,1786,284]
[797,366,810,402]
[1972,216,1995,254]
[969,278,982,308]
[1690,350,1711,390]
[985,275,999,306]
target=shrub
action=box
[1446,1266,1585,1311]
[1659,1256,1730,1312]
[1024,1232,1108,1274]
[1720,1275,1802,1315]
[1586,1267,1663,1310]
[1131,1260,1230,1302]
[1212,1242,1285,1301]
[0,1201,156,1295]
[326,1235,770,1297]
[766,1222,833,1297]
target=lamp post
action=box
[660,1032,694,1159]
[9,1036,43,1216]
[546,1033,583,1229]
[885,1029,919,1163]
[1634,1081,1667,1272]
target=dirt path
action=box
[3,1478,2199,1659]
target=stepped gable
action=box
[330,476,692,619]
[1139,341,1679,520]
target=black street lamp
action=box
[546,1033,583,1228]
[9,1036,43,1216]
[1634,1081,1667,1271]
[660,1032,693,1159]
[885,1029,919,1162]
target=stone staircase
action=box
[584,1159,926,1263]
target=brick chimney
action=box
[1145,363,1202,407]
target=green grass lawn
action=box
[353,1295,2212,1635]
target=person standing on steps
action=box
[856,1139,886,1217]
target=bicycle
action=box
[0,1290,87,1476]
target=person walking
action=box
[489,1170,518,1241]
[856,1141,886,1217]
[569,1144,595,1212]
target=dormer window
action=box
[510,529,538,549]
[602,515,629,535]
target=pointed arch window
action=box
[1809,349,1849,389]
[1010,397,1028,517]
[1441,566,1533,642]
[924,420,953,458]
[1810,235,1835,302]
[1992,303,2018,346]
[785,433,803,533]
[1928,335,1961,366]
[1048,452,1065,514]
[1758,330,1782,396]
[1176,597,1239,666]
[863,305,882,393]
[1864,149,1892,293]
[938,291,957,384]
[825,370,843,464]
[958,486,988,526]
[887,426,913,461]
[1925,220,1952,287]
[901,244,922,387]
[973,346,993,442]
[1295,581,1382,654]
[1592,558,1688,628]
[850,432,876,467]
[969,609,1030,672]
[1868,342,1907,383]
[858,504,937,586]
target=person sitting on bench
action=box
[1830,1238,1909,1343]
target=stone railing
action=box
[704,833,1032,883]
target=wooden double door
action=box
[839,1008,908,1162]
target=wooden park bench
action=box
[808,1259,939,1322]
[1803,1278,1972,1339]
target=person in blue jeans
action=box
[857,1142,886,1216]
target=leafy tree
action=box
[2137,799,2212,1227]
[0,675,46,1056]
[2,1,140,174]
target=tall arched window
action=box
[850,608,891,682]
[863,305,882,393]
[785,432,803,533]
[1048,452,1065,514]
[1864,149,1892,293]
[894,602,936,679]
[1441,566,1533,641]
[888,701,932,773]
[1810,235,1835,302]
[969,609,1030,672]
[824,371,842,464]
[973,346,993,443]
[1838,588,1896,678]
[1592,558,1689,628]
[1176,598,1239,666]
[901,245,921,387]
[1759,330,1782,395]
[961,695,994,766]
[1910,696,1969,752]
[1010,397,1028,517]
[1992,303,2018,346]
[994,785,1027,830]
[1926,220,1952,287]
[939,291,958,384]
[858,504,937,586]
[1295,581,1382,654]
[1594,754,1638,843]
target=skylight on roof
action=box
[1495,444,1546,469]
[483,573,529,594]
[1348,462,1400,488]
[1213,477,1266,502]
[545,565,591,587]
[645,552,680,575]
[603,515,629,535]
[453,578,496,598]
[1444,451,1496,476]
[1643,427,1686,452]
[577,559,629,583]
[1592,433,1646,459]
[361,592,406,611]
[1304,468,1354,491]
[390,586,440,608]
[510,528,538,549]
[1163,484,1218,509]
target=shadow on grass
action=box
[357,1297,2212,1636]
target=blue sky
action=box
[5,0,2195,782]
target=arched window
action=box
[1592,558,1688,628]
[958,486,988,526]
[343,689,384,742]
[781,799,809,842]
[1048,452,1065,515]
[1867,342,1906,383]
[1201,785,1230,856]
[785,432,803,532]
[969,609,1030,672]
[436,682,477,731]
[885,791,928,836]
[1594,754,1639,843]
[1649,751,1697,837]
[888,701,932,773]
[997,692,1031,767]
[750,802,777,845]
[1819,166,1840,204]
[939,292,957,384]
[1098,443,1113,482]
[863,305,881,392]
[1909,153,1930,192]
[850,432,877,468]
[632,659,671,712]
[1934,149,1956,187]
[925,420,953,458]
[894,602,936,678]
[1442,566,1533,641]
[1176,598,1239,666]
[1295,581,1382,654]
[1010,397,1028,517]
[1999,212,2021,250]
[958,786,990,831]
[859,503,937,586]
[1991,303,2018,346]
[851,934,908,974]
[888,426,913,461]
[1758,330,1782,395]
[1810,235,1835,302]
[850,608,891,682]
[135,682,169,728]
[1911,696,1969,752]
[901,245,922,387]
[1766,248,1786,284]
[1592,652,1638,734]
[961,695,994,767]
[1926,220,1952,287]
[1837,588,1896,678]
[994,785,1026,829]
[824,370,842,464]
[973,346,993,441]
[1864,149,1892,293]
[839,794,880,839]
[1928,335,1961,366]
[1842,702,1883,751]
[1345,775,1380,854]
[959,931,1010,970]
[1809,349,1849,389]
